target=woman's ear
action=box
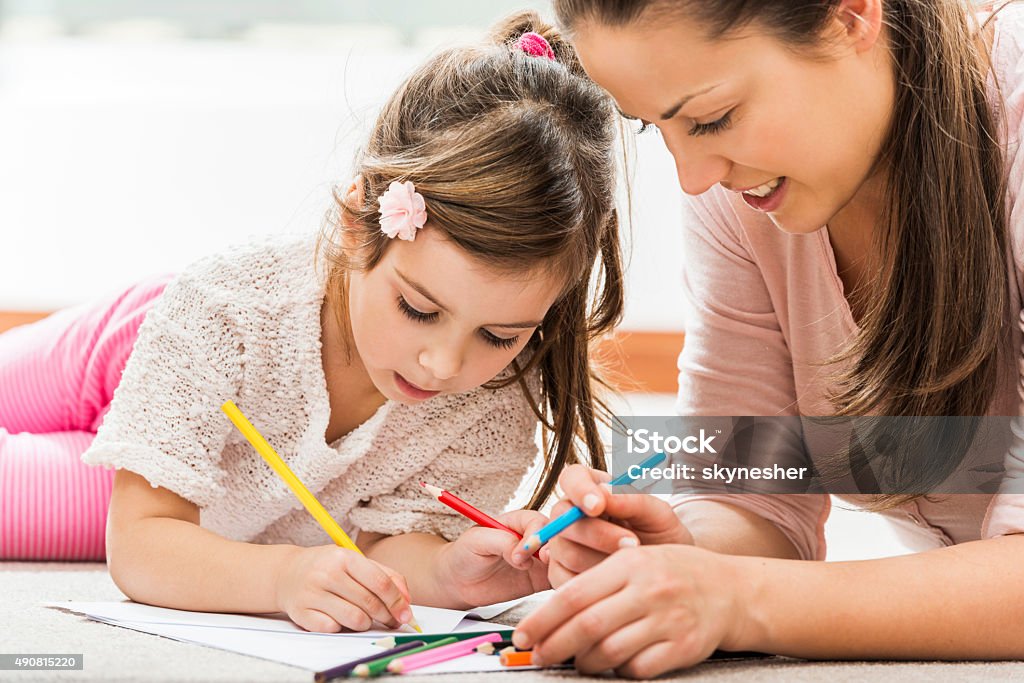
[836,0,883,53]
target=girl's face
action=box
[347,227,561,404]
[572,7,894,233]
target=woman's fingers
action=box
[575,617,664,675]
[556,464,612,516]
[552,515,640,555]
[517,569,648,668]
[616,640,698,680]
[514,556,628,650]
[547,534,618,577]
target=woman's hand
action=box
[436,509,552,607]
[519,465,694,587]
[513,544,748,678]
[274,545,413,632]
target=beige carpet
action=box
[3,562,1021,682]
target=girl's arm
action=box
[107,470,413,631]
[359,508,551,609]
[107,469,296,614]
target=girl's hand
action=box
[514,544,747,678]
[274,545,413,633]
[437,509,551,607]
[520,465,694,587]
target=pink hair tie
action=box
[515,31,555,61]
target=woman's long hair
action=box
[554,0,1009,507]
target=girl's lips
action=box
[394,372,440,400]
[740,177,788,213]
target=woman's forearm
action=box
[678,500,801,559]
[107,516,300,614]
[732,534,1024,659]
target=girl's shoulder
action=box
[168,233,322,307]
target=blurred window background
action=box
[0,0,683,334]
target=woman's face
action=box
[572,10,894,233]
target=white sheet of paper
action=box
[48,600,481,637]
[48,600,531,674]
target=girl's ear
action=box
[339,175,367,252]
[836,0,884,53]
[339,174,366,227]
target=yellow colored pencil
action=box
[220,400,422,632]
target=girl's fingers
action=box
[514,557,628,650]
[382,565,412,604]
[519,574,650,668]
[326,573,400,629]
[292,607,343,633]
[344,558,412,626]
[504,510,552,567]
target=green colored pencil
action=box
[373,629,512,649]
[352,636,458,677]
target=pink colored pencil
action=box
[386,632,503,674]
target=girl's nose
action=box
[418,345,462,381]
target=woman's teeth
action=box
[743,177,783,198]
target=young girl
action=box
[513,0,1024,676]
[0,12,624,633]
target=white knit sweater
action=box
[82,235,541,545]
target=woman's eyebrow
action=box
[615,84,722,122]
[396,269,541,328]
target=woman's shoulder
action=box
[986,2,1024,123]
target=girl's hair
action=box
[320,11,623,509]
[554,0,1009,508]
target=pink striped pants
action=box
[0,277,170,560]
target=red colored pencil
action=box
[420,482,522,539]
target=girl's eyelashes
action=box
[398,295,520,350]
[397,296,438,323]
[689,109,735,137]
[482,330,519,350]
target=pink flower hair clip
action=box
[378,180,427,241]
[515,31,555,61]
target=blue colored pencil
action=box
[523,452,667,551]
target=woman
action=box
[510,0,1024,677]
